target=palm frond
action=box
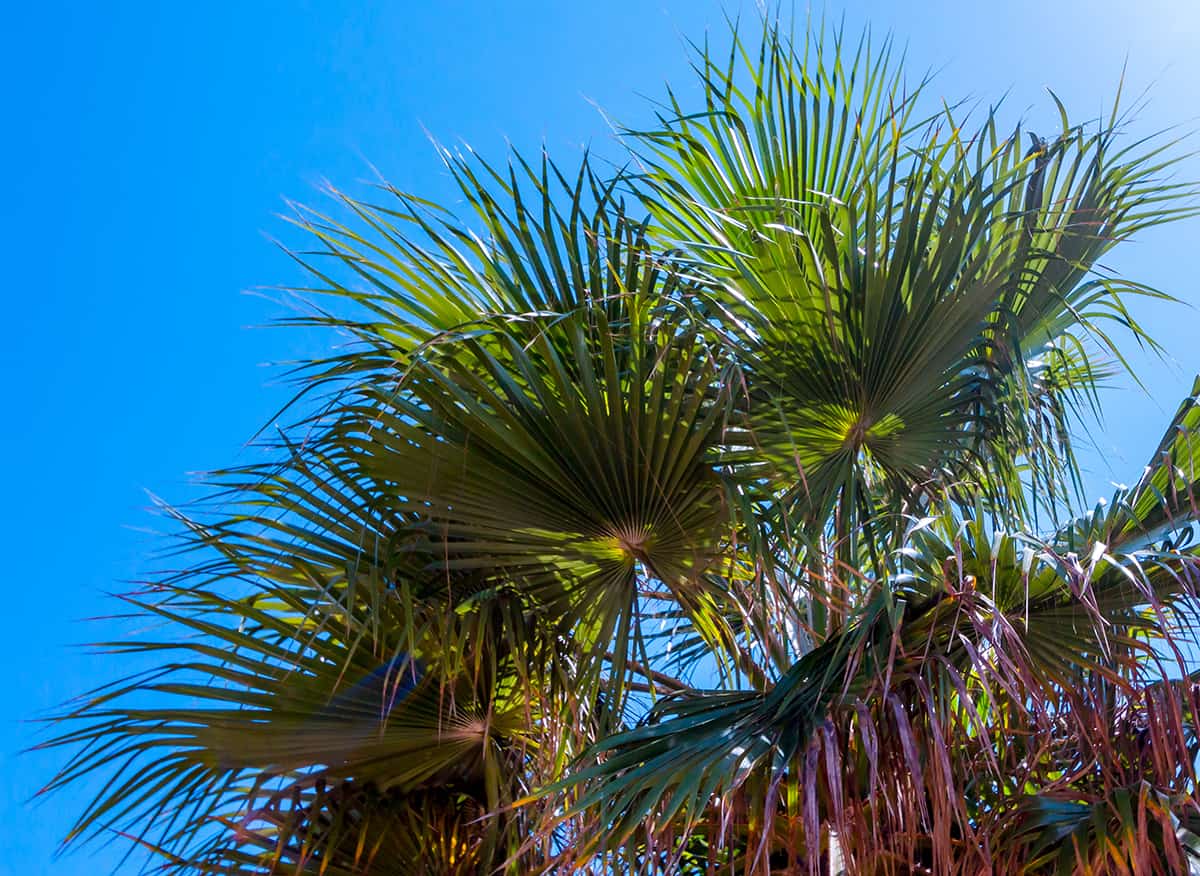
[39,15,1200,875]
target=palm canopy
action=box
[39,18,1200,875]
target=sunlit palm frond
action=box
[40,15,1200,875]
[629,22,1196,540]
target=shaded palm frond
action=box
[556,383,1200,871]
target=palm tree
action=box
[40,18,1200,874]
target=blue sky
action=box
[4,1,1198,871]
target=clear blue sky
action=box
[4,2,1198,871]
